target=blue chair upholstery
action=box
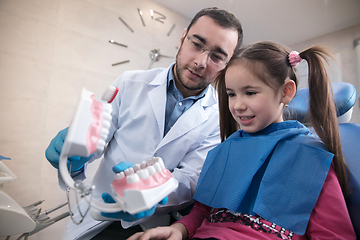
[286,82,359,237]
[284,82,357,123]
[339,123,360,236]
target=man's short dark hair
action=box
[187,7,243,54]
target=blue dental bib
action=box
[193,121,333,235]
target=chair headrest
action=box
[284,82,357,124]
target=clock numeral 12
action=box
[150,10,166,23]
[137,8,167,26]
[118,8,175,36]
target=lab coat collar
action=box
[148,64,176,137]
[156,97,209,151]
[148,64,218,151]
[150,63,218,108]
[148,63,174,86]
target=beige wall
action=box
[0,0,189,239]
[290,23,360,124]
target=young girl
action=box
[128,41,356,239]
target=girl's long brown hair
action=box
[214,41,349,196]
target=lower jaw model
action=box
[109,157,178,215]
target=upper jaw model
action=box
[110,157,178,215]
[59,87,178,219]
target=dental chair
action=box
[0,159,70,239]
[285,81,360,237]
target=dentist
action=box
[45,7,243,240]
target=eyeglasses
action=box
[185,35,228,67]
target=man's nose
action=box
[194,50,210,68]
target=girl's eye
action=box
[227,92,235,97]
[246,91,256,96]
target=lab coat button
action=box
[179,102,182,106]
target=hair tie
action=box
[288,51,303,67]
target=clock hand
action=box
[137,8,146,27]
[149,49,160,62]
[118,17,134,33]
[148,58,156,70]
[149,49,173,61]
[158,54,173,58]
[149,49,174,69]
[109,40,127,48]
[167,24,176,36]
[112,60,130,66]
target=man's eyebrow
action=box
[214,47,228,57]
[192,34,206,44]
[192,34,228,57]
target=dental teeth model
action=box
[58,86,178,223]
[110,157,178,215]
[59,87,113,190]
[58,86,116,224]
[67,89,110,155]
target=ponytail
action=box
[300,47,349,196]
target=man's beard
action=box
[174,53,208,92]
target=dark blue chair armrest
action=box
[339,123,360,237]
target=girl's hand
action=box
[127,223,187,240]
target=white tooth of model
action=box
[102,120,110,129]
[102,117,111,127]
[100,128,109,139]
[114,172,125,180]
[147,166,156,175]
[137,169,149,179]
[153,162,162,173]
[103,110,111,118]
[157,158,165,169]
[147,157,156,166]
[102,105,112,114]
[124,167,134,176]
[140,161,147,169]
[126,174,140,184]
[96,139,106,152]
[133,164,141,172]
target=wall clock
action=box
[108,5,186,70]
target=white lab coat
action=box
[61,64,220,239]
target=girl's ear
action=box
[282,79,296,105]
